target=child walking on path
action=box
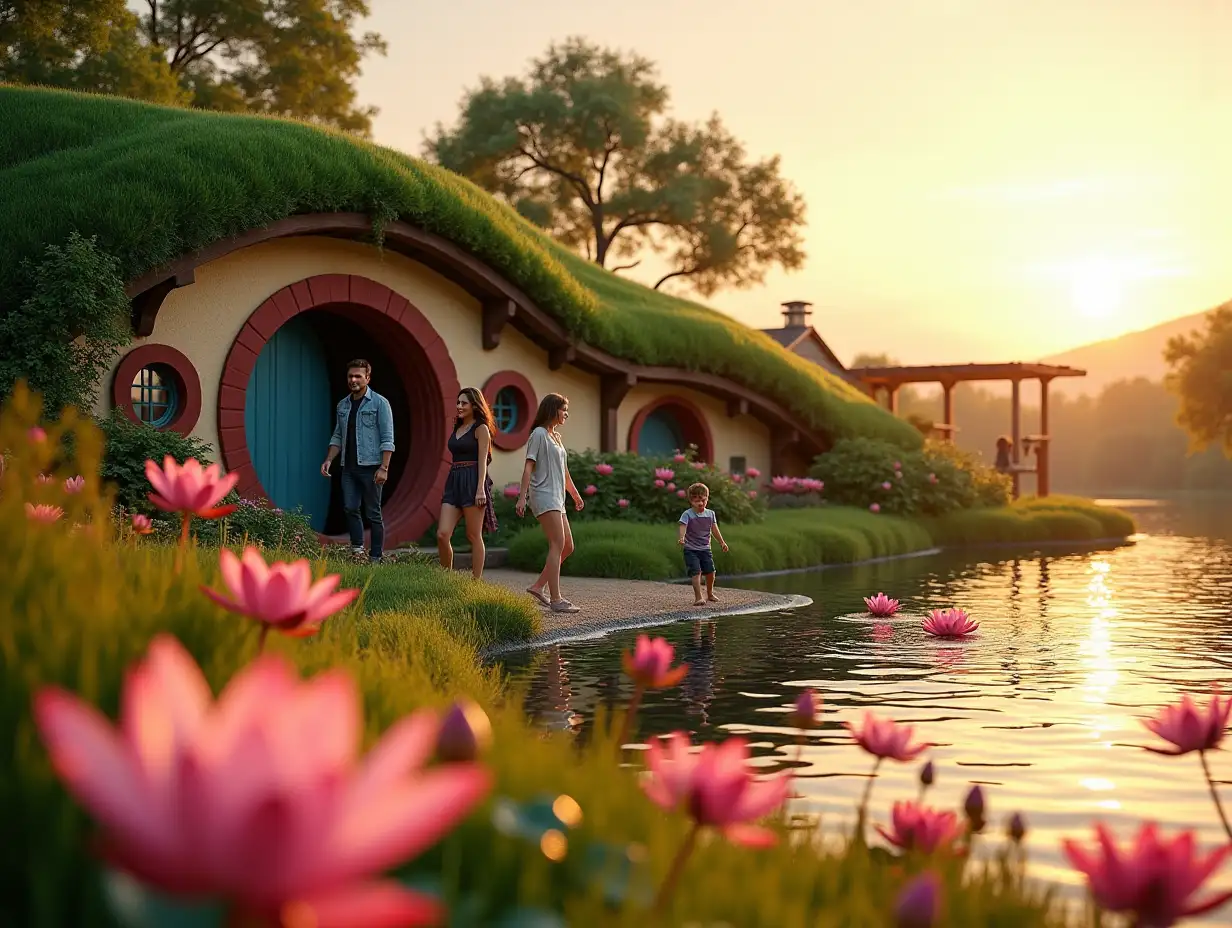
[677,482,729,607]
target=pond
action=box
[499,498,1232,919]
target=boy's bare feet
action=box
[693,598,706,606]
[707,594,720,602]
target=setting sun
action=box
[1069,257,1130,320]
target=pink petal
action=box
[145,459,175,503]
[218,548,245,598]
[729,774,792,822]
[350,712,440,797]
[293,880,442,928]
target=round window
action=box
[492,386,521,433]
[130,364,180,428]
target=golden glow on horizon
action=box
[1068,258,1130,320]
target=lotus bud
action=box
[436,698,493,763]
[963,784,986,831]
[895,871,940,928]
[919,760,935,787]
[1008,811,1026,844]
[789,689,821,730]
[27,426,46,443]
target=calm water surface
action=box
[500,499,1232,920]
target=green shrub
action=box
[564,540,679,581]
[94,408,217,511]
[925,497,1135,547]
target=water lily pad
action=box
[101,870,226,928]
[583,841,652,908]
[490,907,569,928]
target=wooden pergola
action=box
[846,362,1086,498]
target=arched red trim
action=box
[627,395,715,464]
[111,344,202,435]
[481,370,536,451]
[216,274,458,549]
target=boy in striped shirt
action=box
[677,482,729,606]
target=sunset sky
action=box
[356,0,1232,366]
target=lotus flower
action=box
[146,456,238,519]
[435,698,493,764]
[618,498,629,508]
[770,476,796,493]
[36,473,54,485]
[845,712,929,762]
[1008,812,1027,843]
[1063,822,1232,926]
[201,547,359,638]
[788,690,821,730]
[877,802,961,855]
[691,462,705,470]
[28,426,46,443]
[595,462,614,476]
[503,483,520,498]
[654,479,666,488]
[25,503,63,523]
[622,635,688,689]
[641,732,791,847]
[864,593,900,617]
[800,477,824,493]
[63,475,85,494]
[584,484,597,496]
[745,467,761,479]
[33,635,490,928]
[655,467,675,481]
[131,514,154,535]
[963,784,986,830]
[895,871,941,928]
[1143,687,1231,755]
[922,608,979,638]
[673,453,687,463]
[881,481,892,490]
[869,503,881,513]
[928,473,938,484]
[748,490,757,499]
[677,489,687,498]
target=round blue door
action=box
[244,315,332,530]
[637,408,684,456]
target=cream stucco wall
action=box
[96,237,603,486]
[615,384,771,476]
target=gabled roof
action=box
[761,324,855,380]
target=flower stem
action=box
[652,822,700,916]
[1199,750,1232,842]
[256,625,270,655]
[794,733,804,768]
[615,684,644,758]
[174,512,190,574]
[856,757,883,837]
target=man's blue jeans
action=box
[340,465,384,559]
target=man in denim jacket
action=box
[320,359,395,562]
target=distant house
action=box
[761,301,861,385]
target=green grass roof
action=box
[0,85,921,449]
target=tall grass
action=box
[1,388,1075,927]
[0,84,919,449]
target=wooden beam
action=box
[726,397,749,418]
[599,372,637,452]
[481,298,516,350]
[548,344,576,371]
[131,270,195,337]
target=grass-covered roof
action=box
[0,85,920,449]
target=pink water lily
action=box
[202,547,358,643]
[1143,687,1230,756]
[146,456,238,519]
[799,477,824,493]
[1063,822,1232,926]
[876,801,962,855]
[654,478,665,488]
[25,502,64,523]
[673,453,687,463]
[63,475,85,494]
[131,514,154,535]
[642,732,791,847]
[33,635,491,927]
[595,463,614,476]
[922,608,979,638]
[846,712,929,762]
[864,593,900,617]
[655,467,675,481]
[622,635,688,689]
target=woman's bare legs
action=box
[532,510,566,603]
[436,503,463,570]
[462,505,486,580]
[560,513,575,566]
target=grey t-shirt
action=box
[679,507,717,550]
[526,426,567,516]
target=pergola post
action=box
[1037,376,1052,497]
[941,380,955,442]
[886,386,899,414]
[1010,378,1022,499]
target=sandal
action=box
[550,598,580,613]
[526,586,551,607]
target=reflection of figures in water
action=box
[682,620,718,726]
[521,644,583,731]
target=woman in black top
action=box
[437,387,498,579]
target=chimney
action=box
[781,300,813,328]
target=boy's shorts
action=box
[683,547,715,577]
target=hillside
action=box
[1041,310,1214,396]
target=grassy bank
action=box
[2,407,1069,927]
[507,498,1136,580]
[0,85,918,449]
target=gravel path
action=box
[479,568,811,655]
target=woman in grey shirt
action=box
[515,393,585,612]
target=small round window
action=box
[492,386,520,433]
[130,364,180,429]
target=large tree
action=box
[0,0,384,133]
[1164,301,1232,457]
[425,37,806,296]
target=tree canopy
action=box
[424,37,807,297]
[1164,302,1232,457]
[0,0,384,133]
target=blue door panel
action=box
[245,315,332,531]
[638,409,683,457]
